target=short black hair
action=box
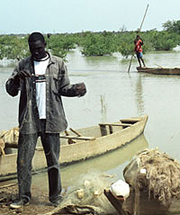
[28,32,45,44]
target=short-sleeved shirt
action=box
[135,39,143,53]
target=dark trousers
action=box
[17,120,62,203]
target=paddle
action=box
[128,4,149,73]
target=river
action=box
[1,48,180,200]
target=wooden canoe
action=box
[0,115,148,181]
[137,66,180,75]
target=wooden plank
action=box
[109,125,113,134]
[60,135,95,141]
[99,124,107,136]
[0,182,17,189]
[99,123,132,127]
[120,118,140,123]
[69,128,81,137]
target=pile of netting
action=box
[44,172,117,215]
[123,148,180,207]
[0,127,19,155]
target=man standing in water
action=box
[6,32,86,208]
[134,35,146,67]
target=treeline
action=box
[1,20,180,60]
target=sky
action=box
[1,0,180,34]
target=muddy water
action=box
[1,49,180,195]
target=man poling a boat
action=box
[5,32,87,209]
[134,34,146,68]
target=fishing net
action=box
[0,127,19,155]
[123,148,180,207]
[44,172,117,215]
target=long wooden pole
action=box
[139,4,149,32]
[128,4,149,73]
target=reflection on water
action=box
[135,74,145,115]
[100,94,107,122]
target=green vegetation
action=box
[1,20,180,61]
[80,31,116,56]
[46,34,76,59]
[0,35,29,60]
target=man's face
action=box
[29,40,46,60]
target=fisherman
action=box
[6,32,87,208]
[134,35,146,67]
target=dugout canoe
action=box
[137,66,180,75]
[0,115,148,181]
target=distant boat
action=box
[137,66,180,75]
[0,115,148,181]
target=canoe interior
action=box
[5,117,140,151]
[60,121,135,146]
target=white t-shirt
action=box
[34,57,49,119]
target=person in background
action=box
[6,32,86,209]
[134,35,146,67]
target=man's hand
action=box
[17,70,31,79]
[74,82,87,97]
[14,70,31,84]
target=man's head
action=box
[136,35,140,39]
[28,32,47,60]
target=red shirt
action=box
[135,39,143,52]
